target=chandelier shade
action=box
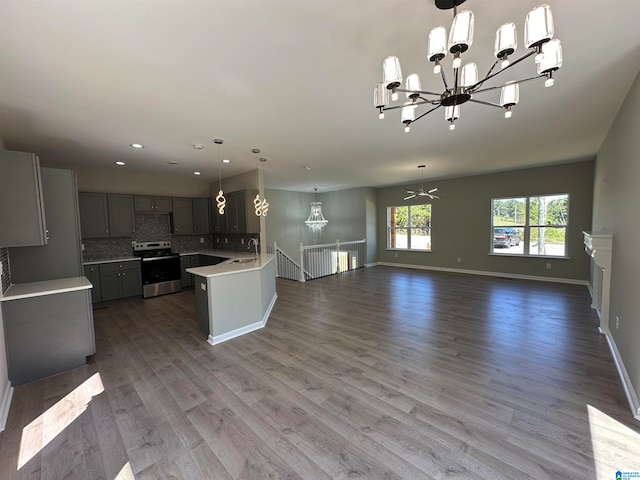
[373,1,563,130]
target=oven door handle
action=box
[141,255,180,262]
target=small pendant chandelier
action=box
[305,188,328,231]
[252,149,269,217]
[214,138,226,215]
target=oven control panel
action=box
[133,241,172,253]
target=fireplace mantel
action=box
[583,231,613,333]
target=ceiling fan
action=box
[404,165,439,200]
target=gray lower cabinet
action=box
[0,149,48,247]
[180,255,197,288]
[8,168,83,283]
[84,265,102,304]
[2,289,95,386]
[99,261,142,302]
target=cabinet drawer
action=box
[99,260,141,274]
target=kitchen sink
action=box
[229,258,256,264]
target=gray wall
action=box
[376,160,595,281]
[264,187,374,264]
[592,69,640,408]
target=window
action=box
[388,204,432,251]
[491,194,569,256]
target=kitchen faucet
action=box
[248,238,259,259]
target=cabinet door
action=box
[83,265,102,304]
[9,169,83,283]
[226,192,239,232]
[79,193,110,238]
[108,194,135,237]
[154,196,173,212]
[171,197,193,234]
[234,191,247,233]
[121,267,142,297]
[210,197,225,233]
[134,195,154,212]
[180,255,193,287]
[100,270,122,302]
[0,150,47,247]
[192,198,210,234]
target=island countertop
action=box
[186,253,275,278]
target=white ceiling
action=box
[1,0,639,193]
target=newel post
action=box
[299,242,306,283]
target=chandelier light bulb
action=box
[379,111,385,120]
[501,58,510,69]
[545,77,555,87]
[404,125,411,133]
[504,109,512,119]
[391,91,399,101]
[449,123,456,131]
[433,63,442,74]
[452,55,462,69]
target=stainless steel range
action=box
[132,241,182,298]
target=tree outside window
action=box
[388,204,432,251]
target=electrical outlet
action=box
[616,316,620,330]
[241,238,245,245]
[200,237,204,244]
[546,263,552,269]
[457,257,462,263]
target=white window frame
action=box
[491,194,570,257]
[387,204,432,251]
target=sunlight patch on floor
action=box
[587,404,640,479]
[18,372,105,470]
[113,461,135,480]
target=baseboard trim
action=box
[207,293,278,346]
[0,380,14,432]
[605,332,640,421]
[376,262,588,286]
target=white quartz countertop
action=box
[186,253,275,278]
[0,276,93,302]
[83,256,139,265]
[178,249,251,258]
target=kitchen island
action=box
[186,253,277,345]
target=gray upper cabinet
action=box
[134,195,173,213]
[79,192,110,238]
[171,197,193,234]
[192,197,210,234]
[108,194,135,236]
[9,168,83,283]
[79,192,135,238]
[208,190,259,234]
[0,149,48,247]
[210,197,223,233]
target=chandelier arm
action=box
[467,98,504,109]
[382,98,435,111]
[472,60,500,91]
[395,88,443,97]
[440,67,450,91]
[471,74,547,95]
[468,49,537,91]
[412,104,442,123]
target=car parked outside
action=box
[493,227,520,248]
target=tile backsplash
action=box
[1,247,9,293]
[82,213,258,261]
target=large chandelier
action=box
[374,1,563,132]
[305,188,328,231]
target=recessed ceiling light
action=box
[167,160,179,165]
[129,143,144,149]
[259,157,267,163]
[194,171,201,175]
[115,161,125,166]
[222,159,231,164]
[193,144,205,150]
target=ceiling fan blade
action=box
[428,188,438,193]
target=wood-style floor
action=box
[1,266,639,479]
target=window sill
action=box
[386,248,432,253]
[489,253,571,260]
